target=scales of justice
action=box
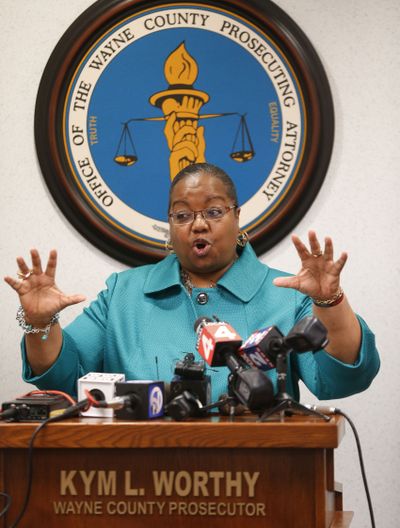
[114,42,255,180]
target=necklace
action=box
[180,268,216,294]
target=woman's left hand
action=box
[273,230,347,301]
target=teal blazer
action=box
[22,245,380,402]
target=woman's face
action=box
[169,172,240,277]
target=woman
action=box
[4,163,379,402]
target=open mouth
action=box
[192,239,211,257]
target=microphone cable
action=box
[0,492,11,520]
[307,405,376,528]
[3,397,90,528]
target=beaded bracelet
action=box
[312,287,344,308]
[16,306,60,341]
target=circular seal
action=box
[35,0,334,266]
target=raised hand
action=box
[164,110,206,180]
[4,249,85,325]
[273,231,347,301]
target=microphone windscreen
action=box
[194,316,213,332]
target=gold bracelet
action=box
[312,287,344,308]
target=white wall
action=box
[1,1,399,526]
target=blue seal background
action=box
[66,8,304,228]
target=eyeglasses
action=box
[168,205,237,225]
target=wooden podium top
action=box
[0,415,350,527]
[0,414,345,449]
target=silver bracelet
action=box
[16,306,60,341]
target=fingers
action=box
[9,249,57,289]
[62,294,86,308]
[45,249,57,278]
[30,249,43,275]
[16,255,30,275]
[172,124,198,147]
[294,231,348,275]
[335,251,348,272]
[324,236,334,261]
[273,276,300,289]
[170,143,198,164]
[4,275,22,292]
[16,249,43,276]
[16,249,56,277]
[163,112,176,150]
[320,234,347,267]
[291,234,310,260]
[308,230,322,256]
[293,231,346,263]
[181,95,202,114]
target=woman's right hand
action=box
[4,249,86,325]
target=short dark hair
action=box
[168,163,238,210]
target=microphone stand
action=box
[258,350,330,422]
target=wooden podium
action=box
[0,414,353,527]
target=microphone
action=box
[166,391,204,421]
[284,316,329,352]
[194,317,274,412]
[166,353,211,420]
[239,316,329,372]
[114,381,165,420]
[194,316,242,367]
[238,326,284,371]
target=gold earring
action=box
[165,239,175,254]
[236,231,249,248]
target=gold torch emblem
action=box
[113,42,254,178]
[149,42,209,180]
